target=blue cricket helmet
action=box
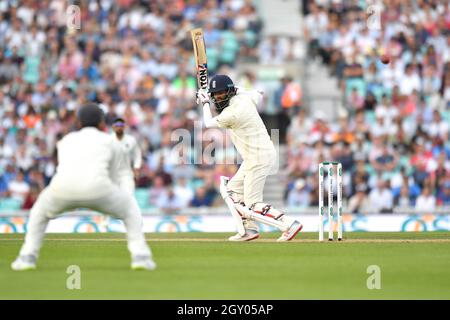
[209,75,234,93]
[208,74,237,113]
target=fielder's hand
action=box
[196,89,210,105]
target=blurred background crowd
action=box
[0,0,449,214]
[286,0,450,213]
[0,0,263,211]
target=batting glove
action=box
[196,89,210,105]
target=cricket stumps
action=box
[319,162,343,241]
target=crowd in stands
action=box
[0,0,262,212]
[285,0,450,212]
[1,0,449,215]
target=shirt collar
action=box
[80,127,102,133]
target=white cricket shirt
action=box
[48,127,122,200]
[215,91,276,163]
[111,133,142,177]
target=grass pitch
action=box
[1,232,450,299]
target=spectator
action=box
[310,110,333,144]
[437,180,450,206]
[157,187,185,214]
[415,186,436,212]
[410,140,433,188]
[332,111,355,145]
[375,94,399,127]
[425,110,449,141]
[173,178,194,207]
[190,186,215,207]
[287,179,311,207]
[22,185,39,209]
[348,87,364,111]
[423,65,441,97]
[368,179,394,213]
[352,110,370,140]
[280,77,302,116]
[347,184,371,214]
[372,143,399,174]
[362,92,378,112]
[273,76,293,143]
[370,109,391,138]
[0,52,20,83]
[398,63,421,96]
[8,170,29,202]
[364,62,382,92]
[259,35,286,65]
[287,141,313,178]
[287,108,313,146]
[395,185,415,209]
[148,175,168,207]
[16,144,34,172]
[303,3,328,58]
[343,53,364,81]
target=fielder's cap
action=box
[77,103,105,128]
[112,117,125,127]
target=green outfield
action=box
[1,232,450,299]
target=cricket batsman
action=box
[111,118,142,194]
[196,75,303,241]
[11,104,156,271]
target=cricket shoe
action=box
[228,229,259,241]
[11,255,37,271]
[277,221,303,242]
[131,255,157,271]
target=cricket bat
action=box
[190,28,208,91]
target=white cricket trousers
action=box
[227,153,277,206]
[19,186,151,259]
[118,174,136,195]
[227,153,278,231]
